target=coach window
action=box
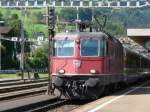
[54,40,74,56]
[81,39,98,56]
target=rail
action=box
[0,80,48,101]
[0,69,48,74]
[0,95,65,112]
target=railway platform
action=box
[72,79,150,112]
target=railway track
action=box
[26,99,67,112]
[0,94,88,112]
[0,79,88,112]
[0,81,48,93]
[0,79,48,101]
[0,79,48,87]
[0,86,47,101]
[0,79,20,83]
[0,95,67,112]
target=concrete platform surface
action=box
[0,94,57,111]
[72,80,150,112]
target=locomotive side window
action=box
[99,41,104,56]
[54,40,74,56]
[103,40,108,56]
[99,40,107,56]
[81,39,98,56]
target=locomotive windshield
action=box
[81,39,99,56]
[54,40,74,56]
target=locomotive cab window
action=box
[81,39,98,56]
[54,40,74,56]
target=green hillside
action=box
[1,7,150,38]
[0,8,48,38]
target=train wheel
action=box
[109,84,114,93]
[86,86,105,99]
[97,86,105,98]
[103,85,110,95]
[119,82,126,90]
[114,83,119,91]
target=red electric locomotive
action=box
[51,32,124,99]
[50,14,150,99]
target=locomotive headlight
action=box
[90,69,96,74]
[59,69,65,74]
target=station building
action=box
[127,28,150,50]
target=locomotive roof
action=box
[55,32,106,39]
[54,32,121,44]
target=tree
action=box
[59,8,77,21]
[30,12,44,24]
[0,11,3,21]
[1,13,29,69]
[6,14,22,37]
[79,8,92,21]
[25,44,48,71]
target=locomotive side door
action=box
[105,41,114,74]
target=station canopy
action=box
[127,28,150,50]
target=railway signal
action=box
[48,7,55,31]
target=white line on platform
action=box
[88,82,146,112]
[131,87,150,89]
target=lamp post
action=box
[20,22,25,81]
[0,21,4,70]
[0,32,1,70]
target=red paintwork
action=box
[51,32,123,76]
[52,57,104,75]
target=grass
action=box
[0,74,18,79]
[0,73,48,80]
[25,23,48,38]
[38,73,48,78]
